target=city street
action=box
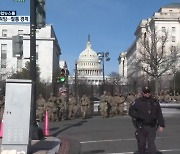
[43,108,180,154]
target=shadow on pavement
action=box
[133,150,163,154]
[82,150,105,154]
[51,120,87,137]
[31,140,59,153]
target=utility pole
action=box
[30,0,38,139]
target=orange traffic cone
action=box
[43,110,49,136]
[0,118,4,138]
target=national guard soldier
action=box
[0,95,5,122]
[46,93,56,121]
[158,91,164,103]
[36,94,46,122]
[164,91,171,103]
[68,93,77,119]
[126,93,135,114]
[55,93,65,121]
[80,94,90,119]
[175,92,180,103]
[100,91,108,118]
[114,93,125,116]
[129,86,165,154]
[106,92,113,117]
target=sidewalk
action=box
[0,137,60,154]
[0,136,81,154]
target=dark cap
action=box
[142,86,151,94]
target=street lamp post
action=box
[97,52,110,92]
[75,60,78,101]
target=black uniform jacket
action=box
[129,96,165,128]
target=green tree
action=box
[9,62,46,98]
[133,27,179,94]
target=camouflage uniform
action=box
[126,93,135,114]
[68,94,77,119]
[55,94,66,121]
[36,94,46,122]
[164,93,171,103]
[80,94,90,119]
[114,94,125,116]
[46,93,56,121]
[175,93,180,103]
[100,91,108,118]
[0,95,5,122]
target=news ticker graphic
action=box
[0,16,30,23]
[0,11,16,16]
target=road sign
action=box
[0,16,30,23]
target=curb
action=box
[58,137,81,154]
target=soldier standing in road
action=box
[114,93,125,116]
[0,95,5,122]
[68,93,77,119]
[36,94,46,122]
[164,91,171,103]
[129,86,165,154]
[80,94,90,119]
[106,92,113,117]
[46,93,56,121]
[126,93,135,114]
[55,93,66,121]
[100,91,108,118]
[175,92,180,103]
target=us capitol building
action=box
[69,35,104,85]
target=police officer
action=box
[129,86,165,154]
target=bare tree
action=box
[134,27,179,94]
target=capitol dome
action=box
[79,38,99,61]
[76,35,103,85]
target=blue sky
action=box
[0,0,179,75]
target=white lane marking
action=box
[80,136,169,144]
[80,138,135,144]
[108,149,180,154]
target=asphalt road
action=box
[46,108,180,154]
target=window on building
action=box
[171,46,176,52]
[18,30,23,35]
[36,45,39,60]
[1,44,7,68]
[172,27,176,33]
[2,29,7,37]
[169,10,173,12]
[172,36,176,42]
[162,27,166,32]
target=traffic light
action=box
[59,69,66,82]
[36,0,46,29]
[12,35,23,57]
